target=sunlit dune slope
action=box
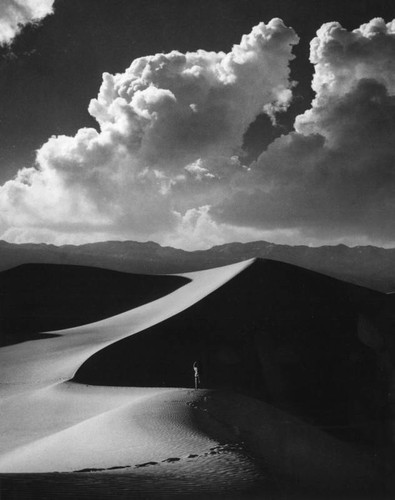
[0,259,252,386]
[74,259,389,444]
[0,263,189,346]
[0,385,383,499]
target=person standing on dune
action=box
[193,361,200,389]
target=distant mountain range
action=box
[1,239,395,292]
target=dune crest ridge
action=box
[0,258,254,386]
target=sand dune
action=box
[0,385,385,497]
[75,259,389,442]
[0,259,251,386]
[0,258,393,497]
[0,263,188,346]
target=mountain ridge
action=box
[1,239,395,292]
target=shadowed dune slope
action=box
[74,259,390,444]
[0,264,189,346]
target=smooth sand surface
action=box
[0,259,253,386]
[0,264,189,346]
[0,261,260,475]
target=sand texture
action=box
[0,259,394,498]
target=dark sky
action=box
[1,0,394,184]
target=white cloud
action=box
[0,19,298,246]
[162,205,301,251]
[0,0,54,46]
[215,18,395,246]
[4,17,395,249]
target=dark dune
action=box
[0,263,189,347]
[74,259,392,448]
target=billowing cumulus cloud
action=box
[0,0,54,45]
[216,18,395,246]
[0,19,298,246]
[2,17,395,249]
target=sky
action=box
[0,0,395,249]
